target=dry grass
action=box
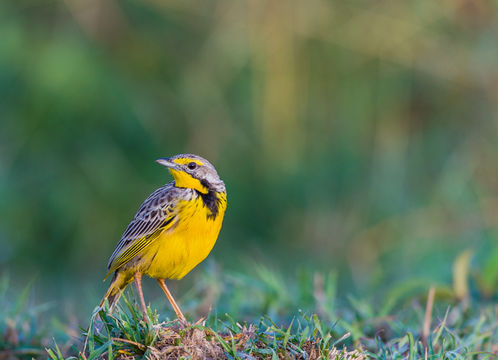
[114,320,366,360]
[143,322,224,360]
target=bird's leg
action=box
[157,279,187,323]
[134,272,148,320]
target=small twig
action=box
[111,337,148,351]
[423,286,435,347]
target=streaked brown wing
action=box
[105,183,179,276]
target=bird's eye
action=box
[187,162,197,170]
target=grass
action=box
[54,286,496,360]
[67,300,365,359]
[1,255,497,359]
[0,275,62,359]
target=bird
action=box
[99,154,227,322]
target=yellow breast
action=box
[144,192,227,280]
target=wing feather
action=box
[105,183,180,276]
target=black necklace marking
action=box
[199,189,219,220]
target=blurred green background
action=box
[1,0,497,318]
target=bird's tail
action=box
[99,271,131,311]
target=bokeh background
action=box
[1,0,497,319]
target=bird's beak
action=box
[156,158,181,171]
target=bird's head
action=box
[156,154,225,194]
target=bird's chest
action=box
[175,196,224,246]
[146,194,226,279]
